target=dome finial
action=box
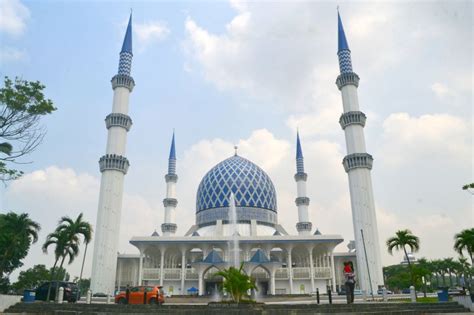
[234,145,238,156]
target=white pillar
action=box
[138,253,143,285]
[160,250,165,286]
[271,270,276,295]
[287,250,293,294]
[198,271,204,296]
[308,249,315,293]
[330,252,336,292]
[181,250,186,294]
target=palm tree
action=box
[443,258,455,287]
[214,263,257,303]
[457,257,471,290]
[0,212,41,276]
[43,230,79,301]
[54,213,92,300]
[454,228,474,265]
[386,229,420,290]
[56,213,92,300]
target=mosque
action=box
[90,10,384,296]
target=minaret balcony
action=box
[163,198,178,207]
[296,221,312,232]
[336,72,360,90]
[165,174,178,183]
[99,154,130,174]
[295,197,310,206]
[161,223,177,234]
[342,153,373,173]
[111,74,135,92]
[105,113,133,131]
[339,111,367,129]
[294,173,308,181]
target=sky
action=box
[0,0,472,282]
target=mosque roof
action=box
[196,155,277,213]
[249,249,270,263]
[202,250,224,264]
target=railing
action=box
[164,268,181,280]
[293,267,310,279]
[142,268,160,280]
[185,268,199,280]
[275,268,289,279]
[314,267,331,279]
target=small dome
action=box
[195,155,277,227]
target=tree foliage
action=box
[454,228,474,264]
[0,76,56,181]
[214,263,257,303]
[0,212,41,277]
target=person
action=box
[343,261,356,304]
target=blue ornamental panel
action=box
[196,156,277,213]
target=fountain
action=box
[228,193,239,268]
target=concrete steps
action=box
[4,301,470,314]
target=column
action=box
[181,250,186,293]
[287,249,293,294]
[160,250,165,286]
[330,252,336,292]
[198,271,204,296]
[271,270,276,295]
[138,252,143,285]
[308,248,315,293]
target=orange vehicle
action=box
[115,286,165,305]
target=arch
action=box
[250,264,271,278]
[203,265,223,280]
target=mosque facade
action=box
[91,11,384,296]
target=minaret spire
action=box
[162,131,178,236]
[336,10,384,293]
[91,12,135,295]
[294,131,312,236]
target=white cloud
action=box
[378,113,470,166]
[0,0,30,37]
[134,21,170,51]
[0,46,27,64]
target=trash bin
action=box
[437,288,448,302]
[23,289,36,303]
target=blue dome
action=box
[195,155,277,226]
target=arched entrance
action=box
[251,265,270,296]
[203,266,222,296]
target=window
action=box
[130,287,140,292]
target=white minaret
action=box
[161,131,178,236]
[336,11,384,293]
[91,14,134,295]
[295,131,312,235]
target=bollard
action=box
[86,290,92,304]
[57,287,64,304]
[143,290,147,304]
[316,288,320,304]
[328,287,332,304]
[106,294,112,304]
[382,287,388,302]
[410,286,416,303]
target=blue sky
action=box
[1,0,472,281]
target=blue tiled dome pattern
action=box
[196,155,277,213]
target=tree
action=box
[214,263,257,303]
[0,77,56,181]
[12,264,49,293]
[0,212,41,277]
[55,213,92,300]
[42,230,78,301]
[454,228,474,264]
[386,229,420,291]
[462,183,474,195]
